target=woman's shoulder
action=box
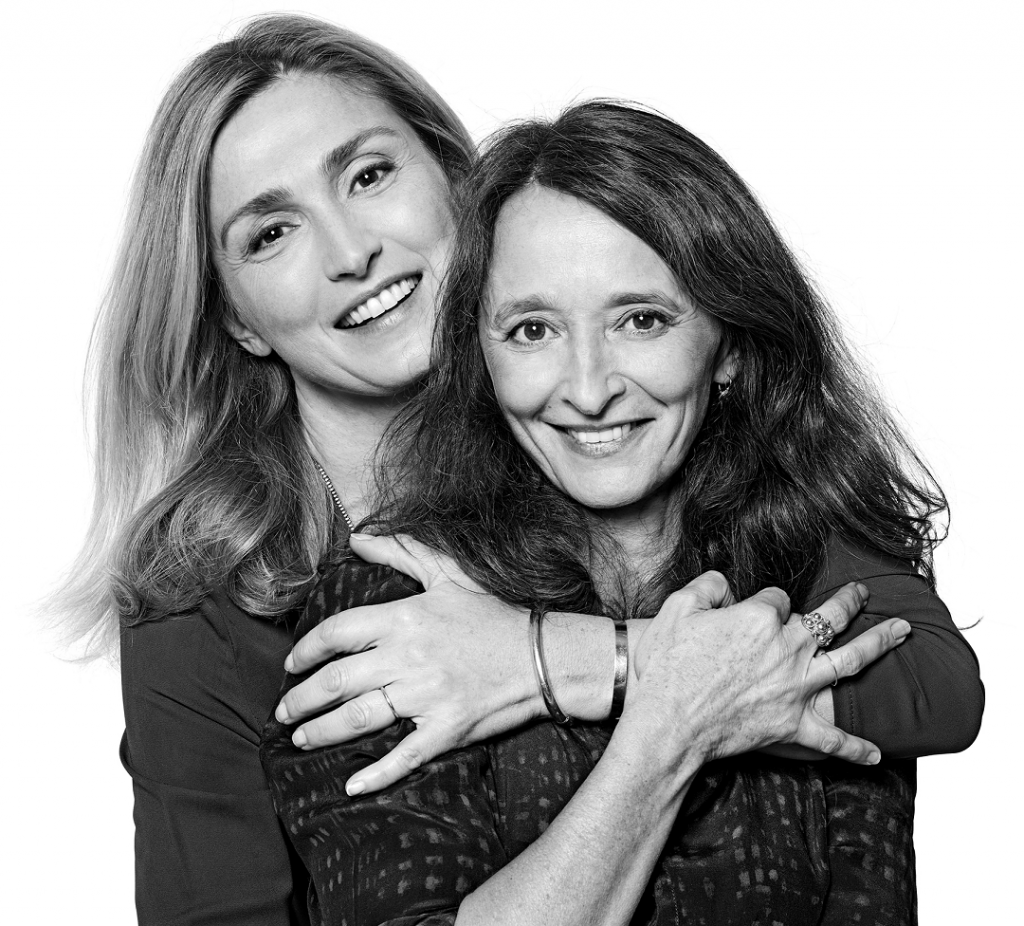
[121,589,298,790]
[813,536,932,602]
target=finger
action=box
[808,617,911,690]
[345,728,448,796]
[797,713,881,766]
[287,604,392,674]
[291,689,398,750]
[800,582,871,638]
[278,650,386,722]
[667,571,737,613]
[742,586,792,621]
[349,533,463,589]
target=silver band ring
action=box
[820,651,840,687]
[801,611,836,648]
[379,685,401,722]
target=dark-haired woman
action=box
[262,100,983,924]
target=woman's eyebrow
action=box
[487,290,683,326]
[319,126,403,180]
[607,290,683,310]
[218,127,403,247]
[219,187,291,247]
[486,295,556,327]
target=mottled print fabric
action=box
[261,559,916,925]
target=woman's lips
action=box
[551,420,648,455]
[336,274,420,329]
[566,423,633,445]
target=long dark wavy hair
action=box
[372,100,946,615]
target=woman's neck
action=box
[587,488,680,613]
[295,381,414,525]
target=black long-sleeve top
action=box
[120,539,983,924]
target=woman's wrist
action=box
[533,613,617,721]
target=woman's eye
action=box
[510,320,551,344]
[351,161,393,192]
[248,224,289,254]
[624,310,667,333]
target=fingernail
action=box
[346,779,366,796]
[894,620,912,640]
[867,750,880,765]
[349,532,371,541]
[275,702,290,723]
[284,654,295,673]
[292,729,307,749]
[856,583,870,599]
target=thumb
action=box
[668,570,737,614]
[349,533,457,590]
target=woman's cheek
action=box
[493,352,551,420]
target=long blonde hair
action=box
[61,14,474,654]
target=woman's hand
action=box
[627,572,909,769]
[277,534,544,792]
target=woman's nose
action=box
[560,342,626,416]
[320,214,382,280]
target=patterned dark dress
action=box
[261,555,919,926]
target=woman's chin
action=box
[556,481,660,518]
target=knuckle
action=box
[836,648,860,676]
[406,641,430,665]
[395,744,425,772]
[315,619,340,653]
[817,729,844,755]
[324,660,349,694]
[341,699,373,732]
[393,605,418,633]
[666,587,698,612]
[702,570,727,587]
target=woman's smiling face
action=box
[209,73,454,399]
[480,184,736,519]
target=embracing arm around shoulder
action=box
[263,573,896,926]
[278,534,982,793]
[120,592,309,926]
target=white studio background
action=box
[3,1,1019,921]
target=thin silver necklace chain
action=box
[313,460,355,531]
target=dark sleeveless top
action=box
[261,553,923,926]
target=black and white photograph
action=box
[6,1,1018,923]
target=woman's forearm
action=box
[456,716,701,926]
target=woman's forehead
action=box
[485,186,682,311]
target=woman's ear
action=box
[712,338,741,386]
[221,311,273,357]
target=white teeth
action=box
[568,424,631,444]
[339,276,419,328]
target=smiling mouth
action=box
[336,275,421,329]
[566,423,635,445]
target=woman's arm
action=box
[263,570,898,926]
[121,592,309,926]
[278,532,981,784]
[803,538,984,757]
